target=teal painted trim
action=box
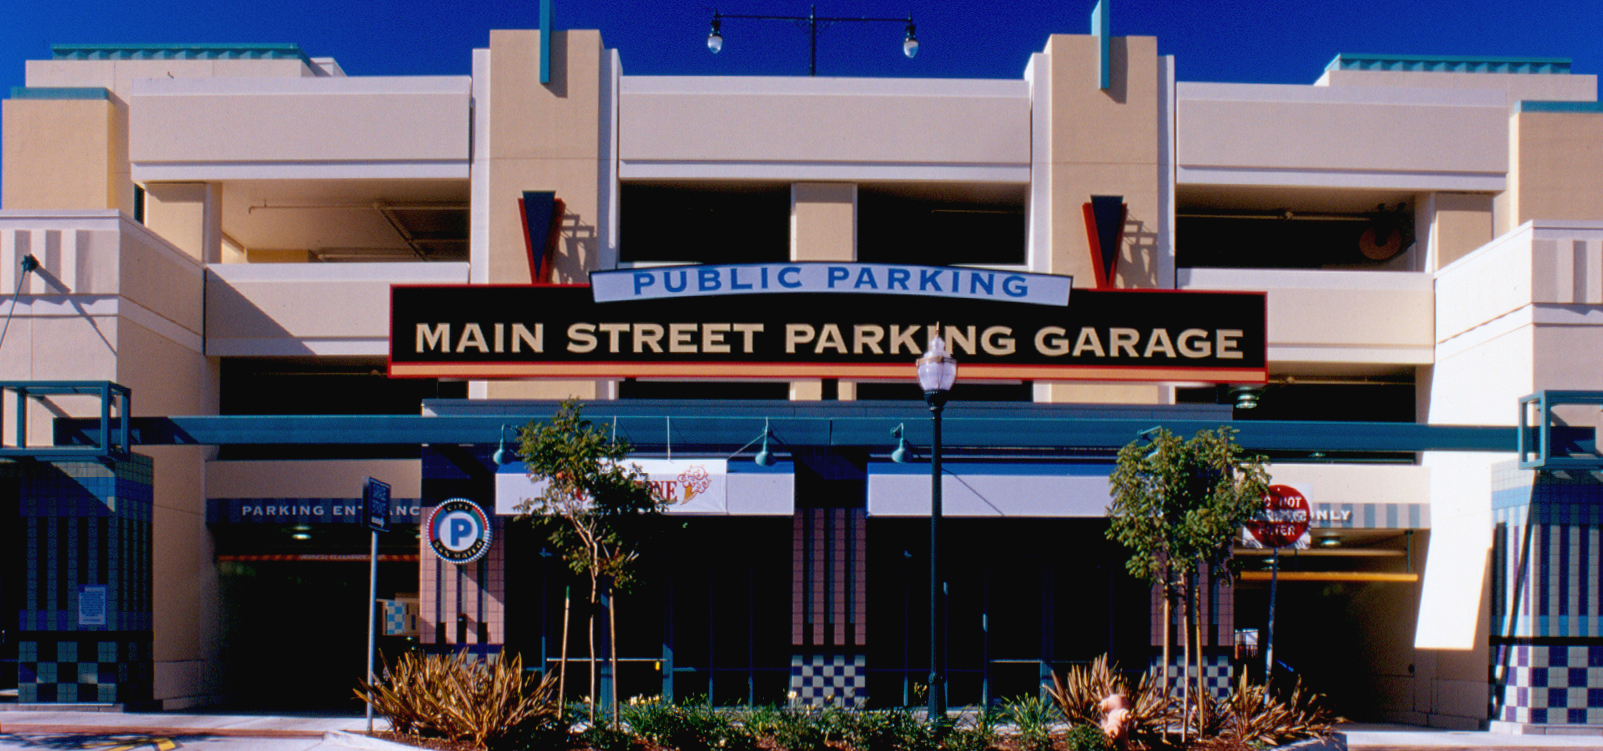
[539,0,552,85]
[9,87,110,100]
[1516,100,1603,114]
[1325,52,1570,75]
[1091,0,1110,90]
[50,43,313,68]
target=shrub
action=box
[1046,654,1175,747]
[763,708,834,751]
[1062,723,1113,751]
[619,696,756,751]
[577,723,637,751]
[1001,696,1058,751]
[356,651,558,750]
[847,706,939,751]
[941,706,1002,751]
[1221,674,1339,746]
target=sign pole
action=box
[1245,485,1307,686]
[1265,547,1278,682]
[361,477,392,734]
[366,527,378,733]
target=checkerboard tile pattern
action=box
[5,458,154,705]
[17,635,151,704]
[1491,644,1603,725]
[789,653,866,705]
[1489,462,1603,728]
[1151,653,1234,698]
[382,599,420,637]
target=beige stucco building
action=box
[3,20,1603,735]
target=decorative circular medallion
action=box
[426,498,492,564]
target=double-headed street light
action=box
[707,5,918,76]
[917,328,956,716]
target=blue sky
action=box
[2,0,1602,202]
[6,1,1603,86]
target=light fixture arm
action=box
[704,5,919,75]
[728,418,780,466]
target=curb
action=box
[324,730,423,750]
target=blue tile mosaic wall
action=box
[4,457,154,704]
[1489,461,1603,727]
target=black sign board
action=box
[363,477,392,533]
[389,285,1266,384]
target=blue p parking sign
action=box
[364,477,392,533]
[426,499,492,564]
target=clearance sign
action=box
[388,263,1266,383]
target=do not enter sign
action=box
[1246,484,1309,549]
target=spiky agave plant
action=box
[1045,654,1176,747]
[1222,674,1339,746]
[357,651,559,750]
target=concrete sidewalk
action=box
[0,708,406,750]
[1340,723,1603,749]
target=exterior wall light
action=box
[755,419,776,466]
[903,21,918,59]
[1231,385,1261,410]
[493,423,515,465]
[890,423,911,463]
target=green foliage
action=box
[1045,654,1175,745]
[1106,426,1271,584]
[845,706,942,751]
[940,706,1003,751]
[1001,696,1058,751]
[515,399,669,590]
[619,696,757,751]
[1062,723,1113,751]
[355,651,558,750]
[577,722,638,751]
[740,704,835,751]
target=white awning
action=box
[867,462,1113,517]
[495,459,794,516]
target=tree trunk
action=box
[1161,578,1174,744]
[588,575,599,726]
[559,585,572,709]
[1191,572,1206,737]
[609,589,621,726]
[1178,579,1189,745]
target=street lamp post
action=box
[707,5,918,76]
[916,329,956,717]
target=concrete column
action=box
[479,29,620,400]
[1423,192,1494,271]
[1029,34,1169,406]
[790,183,857,401]
[143,183,222,264]
[2,93,132,214]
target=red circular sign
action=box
[1245,484,1310,549]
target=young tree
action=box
[515,400,669,725]
[1106,426,1269,740]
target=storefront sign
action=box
[495,459,730,515]
[426,499,493,564]
[591,263,1072,306]
[389,285,1266,383]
